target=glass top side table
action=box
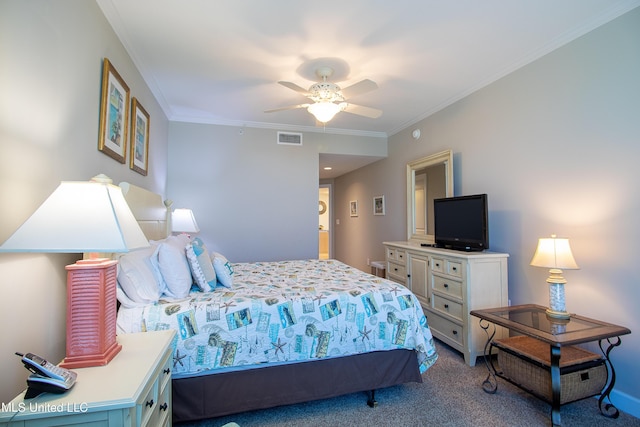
[471,304,631,427]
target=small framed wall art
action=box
[373,195,385,216]
[350,200,358,217]
[98,58,130,163]
[130,97,150,175]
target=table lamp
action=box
[171,208,199,235]
[0,174,149,368]
[530,234,579,319]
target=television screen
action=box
[434,194,488,251]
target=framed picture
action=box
[350,200,358,217]
[130,97,150,175]
[373,195,385,216]
[98,58,130,163]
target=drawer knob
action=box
[163,368,171,375]
[146,399,154,408]
[443,283,449,288]
[435,263,440,267]
[452,267,457,272]
[444,304,449,309]
[452,330,458,335]
[160,402,168,412]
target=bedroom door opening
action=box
[319,185,331,259]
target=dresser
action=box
[384,241,508,366]
[0,330,175,427]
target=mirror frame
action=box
[406,149,454,243]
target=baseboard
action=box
[607,389,640,419]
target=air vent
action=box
[277,131,303,146]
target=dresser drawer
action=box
[447,260,462,278]
[431,257,445,273]
[432,294,463,321]
[432,274,463,299]
[429,312,463,346]
[386,261,406,280]
[386,247,406,265]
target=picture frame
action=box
[350,200,358,217]
[373,195,385,216]
[130,97,150,176]
[98,58,130,163]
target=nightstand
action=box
[0,330,175,427]
[471,305,630,427]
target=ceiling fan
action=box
[265,66,382,123]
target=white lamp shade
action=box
[172,208,200,233]
[0,175,149,253]
[307,102,342,123]
[530,236,579,270]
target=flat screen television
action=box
[434,194,488,251]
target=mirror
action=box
[407,149,454,243]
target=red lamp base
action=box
[60,258,122,368]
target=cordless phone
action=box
[16,352,77,398]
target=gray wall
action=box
[167,123,386,262]
[335,8,640,415]
[0,0,169,403]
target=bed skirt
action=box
[172,349,422,422]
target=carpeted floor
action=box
[176,339,640,427]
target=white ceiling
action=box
[97,0,639,178]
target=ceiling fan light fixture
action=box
[307,102,341,123]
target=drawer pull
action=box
[399,254,403,259]
[444,304,449,309]
[163,368,171,375]
[146,399,154,408]
[394,267,398,272]
[435,263,440,268]
[452,330,458,335]
[159,402,168,412]
[443,283,449,288]
[452,267,458,272]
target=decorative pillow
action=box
[156,234,192,299]
[117,244,162,305]
[211,252,234,288]
[186,238,217,292]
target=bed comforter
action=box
[117,259,438,377]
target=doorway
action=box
[319,185,331,259]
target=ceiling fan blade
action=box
[342,103,382,119]
[340,79,378,99]
[264,104,309,113]
[278,81,311,96]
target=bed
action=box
[115,183,438,422]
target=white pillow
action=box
[157,234,192,298]
[186,238,217,292]
[211,252,234,288]
[117,244,162,305]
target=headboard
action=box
[119,182,172,241]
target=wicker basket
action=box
[494,336,607,404]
